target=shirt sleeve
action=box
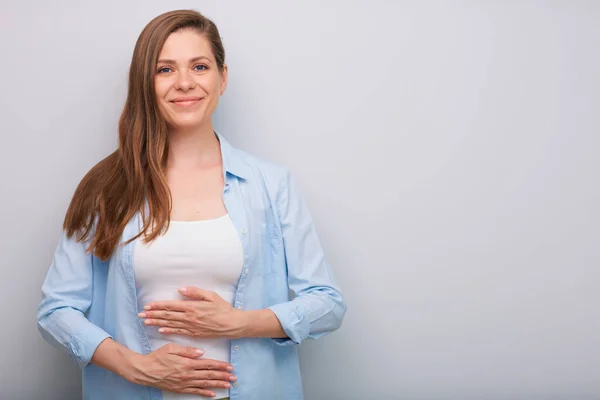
[37,230,112,369]
[268,168,347,346]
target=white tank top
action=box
[134,214,243,400]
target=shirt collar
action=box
[215,130,249,180]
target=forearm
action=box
[232,309,288,339]
[90,338,142,383]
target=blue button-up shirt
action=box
[37,133,346,400]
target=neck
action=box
[166,123,221,170]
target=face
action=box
[154,28,228,131]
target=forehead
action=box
[158,28,214,61]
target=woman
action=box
[37,9,346,400]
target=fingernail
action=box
[195,349,204,355]
[137,313,146,318]
[158,327,165,332]
[226,366,234,371]
[225,383,231,388]
[144,305,151,310]
[179,287,187,293]
[229,375,237,381]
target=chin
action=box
[169,116,208,130]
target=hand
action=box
[139,287,244,338]
[128,343,236,397]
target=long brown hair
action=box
[63,9,226,261]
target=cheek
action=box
[207,81,223,103]
[154,79,172,101]
[198,74,222,95]
[153,83,172,116]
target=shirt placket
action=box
[222,175,250,396]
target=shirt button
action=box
[233,382,239,388]
[233,345,239,351]
[235,305,242,309]
[241,229,247,235]
[244,268,249,274]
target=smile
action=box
[170,98,203,107]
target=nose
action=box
[174,69,195,91]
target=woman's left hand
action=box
[139,287,244,338]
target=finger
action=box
[164,343,204,359]
[138,310,187,321]
[190,370,236,382]
[144,300,192,312]
[158,327,194,335]
[176,388,216,397]
[143,318,187,328]
[192,359,234,372]
[179,286,214,301]
[186,379,232,389]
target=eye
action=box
[157,67,172,74]
[193,64,208,71]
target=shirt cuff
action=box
[69,324,112,369]
[267,302,309,346]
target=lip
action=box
[170,97,203,107]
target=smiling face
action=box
[154,28,228,131]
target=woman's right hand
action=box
[128,343,237,397]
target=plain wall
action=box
[1,1,598,399]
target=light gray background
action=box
[1,1,598,399]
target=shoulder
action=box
[225,142,292,200]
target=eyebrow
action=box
[156,56,213,64]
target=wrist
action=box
[228,308,286,339]
[229,309,250,339]
[120,352,147,384]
